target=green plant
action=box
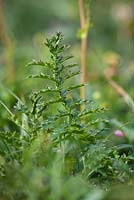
[0,32,106,170]
[17,32,108,172]
[0,32,134,200]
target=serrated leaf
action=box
[78,107,105,118]
[60,55,74,63]
[66,83,85,92]
[64,63,78,69]
[26,59,52,68]
[64,71,81,81]
[38,87,60,94]
[28,73,55,81]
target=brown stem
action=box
[79,0,88,109]
[0,0,14,84]
[79,0,86,27]
[104,68,134,111]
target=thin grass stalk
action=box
[79,0,88,110]
[0,0,15,84]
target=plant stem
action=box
[0,100,14,117]
[104,68,134,112]
[79,0,88,109]
[0,0,15,84]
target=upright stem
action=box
[0,0,14,84]
[81,35,87,100]
[79,0,88,109]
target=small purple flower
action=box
[114,130,124,138]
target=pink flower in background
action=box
[114,130,124,138]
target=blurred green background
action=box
[0,0,134,129]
